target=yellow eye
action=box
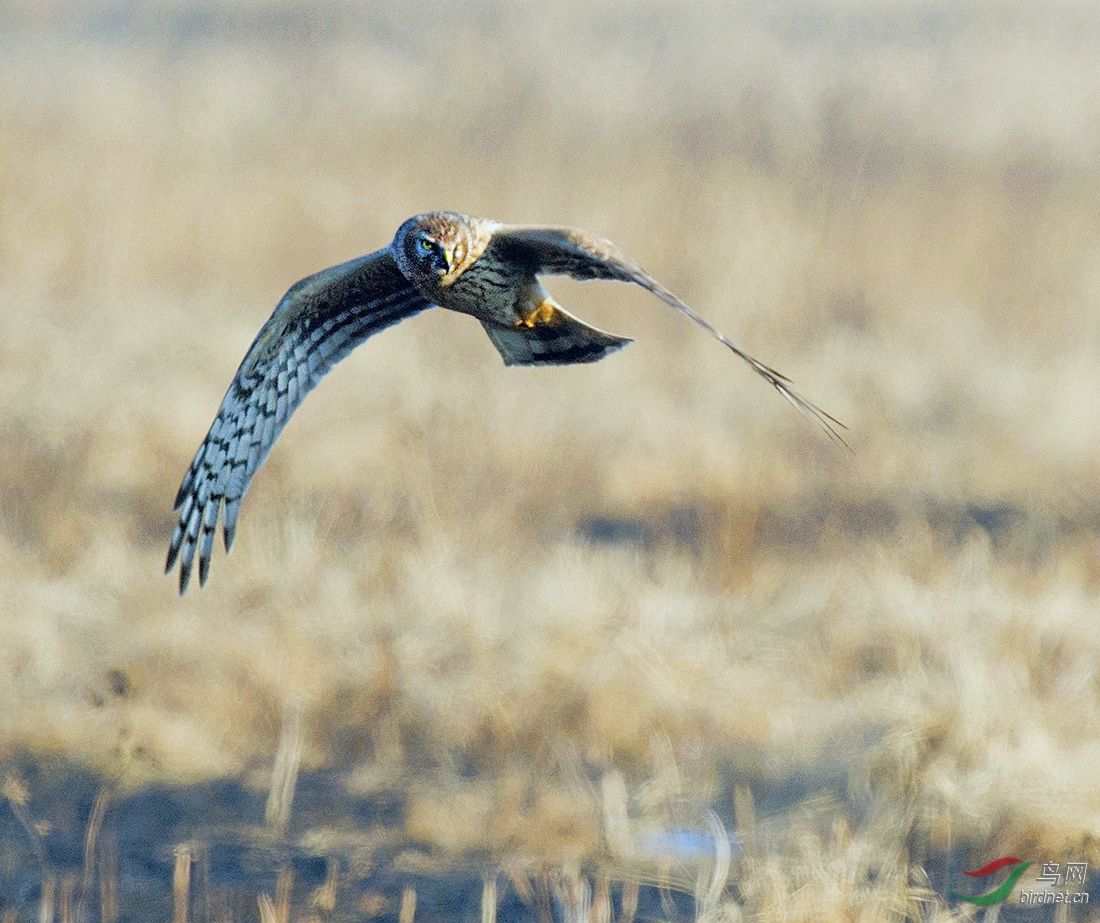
[418,237,433,252]
[453,242,466,264]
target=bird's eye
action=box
[417,237,433,253]
[453,241,466,264]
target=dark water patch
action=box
[0,756,744,921]
[3,757,1093,921]
[576,493,1099,566]
[576,515,653,549]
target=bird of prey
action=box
[167,212,845,592]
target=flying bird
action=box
[167,212,845,592]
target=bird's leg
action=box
[518,298,560,328]
[511,280,562,329]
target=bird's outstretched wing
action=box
[490,226,848,448]
[166,250,431,593]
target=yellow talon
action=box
[519,299,558,328]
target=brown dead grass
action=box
[2,1,1100,918]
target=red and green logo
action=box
[950,857,1033,906]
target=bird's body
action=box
[390,213,633,363]
[167,212,844,592]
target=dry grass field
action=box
[2,1,1100,919]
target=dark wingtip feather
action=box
[710,338,850,452]
[771,380,852,453]
[173,474,189,510]
[165,521,184,573]
[178,560,192,595]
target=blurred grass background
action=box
[2,0,1100,919]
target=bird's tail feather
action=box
[481,301,631,367]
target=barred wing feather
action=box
[166,250,430,593]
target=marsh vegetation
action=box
[1,1,1099,919]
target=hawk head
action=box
[392,212,475,286]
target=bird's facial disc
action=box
[413,232,451,276]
